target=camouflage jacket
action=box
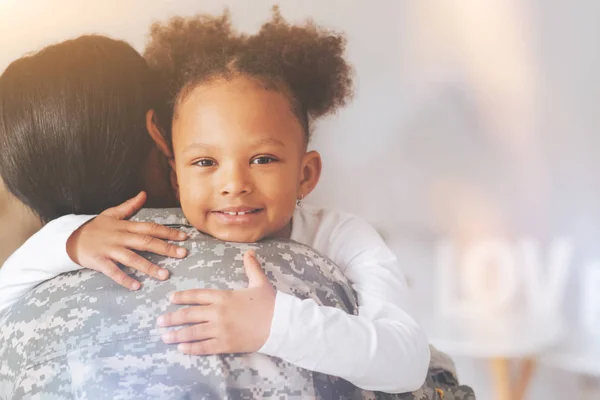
[0,208,475,399]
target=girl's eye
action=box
[251,156,278,165]
[195,159,216,167]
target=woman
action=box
[0,33,473,400]
[0,34,369,399]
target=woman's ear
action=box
[146,110,174,168]
[298,150,322,198]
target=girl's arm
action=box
[0,192,187,314]
[0,214,94,313]
[257,216,430,393]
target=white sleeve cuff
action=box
[45,214,97,273]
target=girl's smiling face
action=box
[170,76,321,243]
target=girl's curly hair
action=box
[144,6,353,147]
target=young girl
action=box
[0,9,430,393]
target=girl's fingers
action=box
[111,249,169,281]
[170,289,224,305]
[161,322,216,344]
[101,191,147,219]
[157,305,214,327]
[120,232,187,259]
[91,257,141,290]
[243,250,270,287]
[125,221,188,242]
[177,339,221,355]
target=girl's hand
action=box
[66,191,188,290]
[157,250,276,355]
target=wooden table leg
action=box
[491,358,513,400]
[513,358,536,400]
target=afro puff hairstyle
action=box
[144,6,354,147]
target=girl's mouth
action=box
[211,208,265,224]
[214,208,263,216]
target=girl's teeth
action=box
[223,210,254,215]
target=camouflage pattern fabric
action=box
[0,208,475,399]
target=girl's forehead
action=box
[180,76,293,108]
[172,78,305,145]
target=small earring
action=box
[296,194,304,207]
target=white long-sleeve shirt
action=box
[0,204,430,393]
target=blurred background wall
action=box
[2,1,599,398]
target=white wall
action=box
[2,1,600,398]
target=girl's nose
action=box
[219,163,252,196]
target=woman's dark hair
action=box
[0,35,158,223]
[144,6,353,149]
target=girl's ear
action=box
[298,150,322,198]
[146,110,174,169]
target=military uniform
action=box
[0,208,475,399]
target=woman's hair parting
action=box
[144,6,354,148]
[0,35,158,223]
